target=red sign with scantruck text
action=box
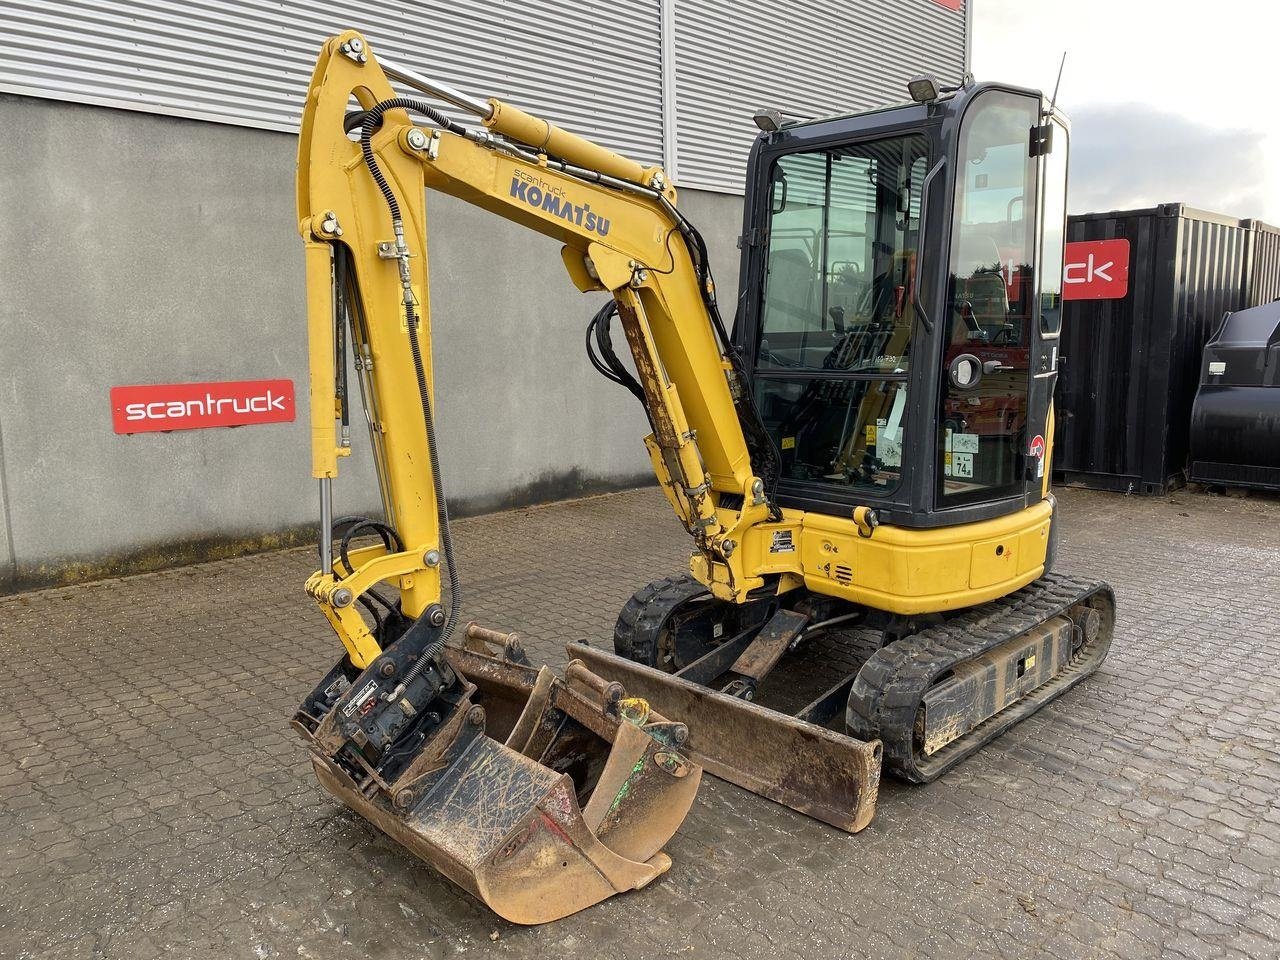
[1062,239,1130,301]
[110,379,295,434]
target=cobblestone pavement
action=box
[2,487,1279,960]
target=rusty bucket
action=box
[293,625,702,924]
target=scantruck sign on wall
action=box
[110,379,296,434]
[1062,239,1131,301]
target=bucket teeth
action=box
[295,636,703,925]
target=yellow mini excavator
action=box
[292,32,1114,924]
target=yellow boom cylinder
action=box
[484,98,653,185]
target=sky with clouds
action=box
[972,0,1280,222]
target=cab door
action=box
[936,89,1063,508]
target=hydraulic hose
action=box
[399,314,460,677]
[355,97,463,219]
[356,99,467,688]
[586,300,645,402]
[667,207,782,508]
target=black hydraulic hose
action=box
[356,98,466,690]
[586,300,645,402]
[400,312,461,677]
[323,515,401,629]
[596,306,641,397]
[357,594,385,634]
[667,205,782,509]
[356,97,464,220]
[338,518,403,575]
[334,252,351,442]
[668,204,735,354]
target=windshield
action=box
[937,90,1039,505]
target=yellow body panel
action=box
[790,501,1051,614]
[694,497,1053,614]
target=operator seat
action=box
[951,234,1008,342]
[765,248,819,323]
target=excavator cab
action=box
[736,83,1069,521]
[579,79,1110,828]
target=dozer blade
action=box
[567,642,881,833]
[293,627,702,924]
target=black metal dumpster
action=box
[1053,204,1274,494]
[1188,301,1280,491]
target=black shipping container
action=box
[1054,204,1280,494]
[1245,220,1280,306]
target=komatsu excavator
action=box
[292,31,1114,924]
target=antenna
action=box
[1047,52,1067,115]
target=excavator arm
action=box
[298,33,788,669]
[290,32,735,924]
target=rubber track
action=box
[847,572,1115,783]
[613,574,711,668]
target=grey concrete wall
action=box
[0,94,745,592]
[0,419,12,580]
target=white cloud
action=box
[972,0,1280,222]
[1068,104,1270,219]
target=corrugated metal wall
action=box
[670,0,966,191]
[0,0,666,165]
[1246,220,1280,306]
[0,0,965,193]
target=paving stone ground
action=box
[1,486,1278,960]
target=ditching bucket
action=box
[293,625,702,924]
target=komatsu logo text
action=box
[510,171,610,236]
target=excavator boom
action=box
[291,33,722,923]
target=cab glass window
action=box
[937,91,1038,505]
[758,134,928,374]
[1038,117,1069,336]
[755,376,910,492]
